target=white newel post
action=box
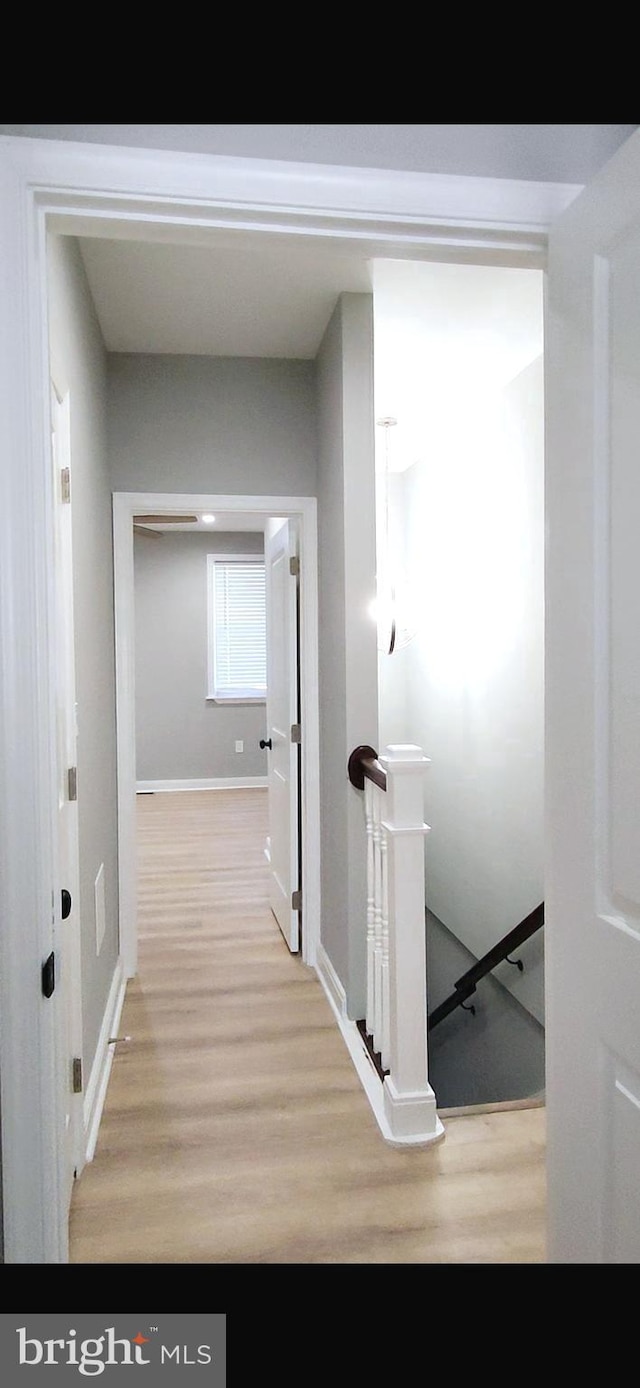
[379,744,444,1145]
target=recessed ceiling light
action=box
[201,514,216,523]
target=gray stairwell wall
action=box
[379,353,545,1026]
[134,529,267,782]
[410,357,544,1024]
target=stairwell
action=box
[426,910,545,1111]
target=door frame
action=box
[263,516,301,953]
[50,379,85,1195]
[0,131,581,1263]
[114,491,319,978]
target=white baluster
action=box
[379,744,444,1145]
[372,787,383,1052]
[365,778,375,1036]
[380,818,390,1073]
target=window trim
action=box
[206,552,267,703]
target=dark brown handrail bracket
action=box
[348,745,387,793]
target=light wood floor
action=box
[69,789,547,1264]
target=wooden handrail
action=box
[428,902,544,1031]
[347,744,387,792]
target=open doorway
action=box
[130,506,303,957]
[113,491,320,982]
[2,137,565,1263]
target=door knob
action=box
[259,738,272,750]
[61,889,72,920]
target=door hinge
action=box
[72,1057,83,1094]
[289,555,300,577]
[68,766,78,801]
[292,888,302,912]
[61,466,71,504]
[291,723,301,743]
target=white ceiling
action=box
[2,123,637,182]
[79,234,372,359]
[80,227,544,492]
[39,127,556,527]
[11,124,621,534]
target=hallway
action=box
[69,789,546,1263]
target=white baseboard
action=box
[136,777,268,793]
[315,943,444,1148]
[83,957,126,1163]
[315,944,391,1133]
[315,941,347,1020]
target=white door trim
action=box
[264,517,300,952]
[0,131,576,1263]
[50,380,85,1197]
[114,492,319,979]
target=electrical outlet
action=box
[235,740,244,753]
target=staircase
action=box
[349,741,545,1126]
[426,910,545,1110]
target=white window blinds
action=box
[207,555,267,700]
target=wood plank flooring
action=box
[68,789,546,1263]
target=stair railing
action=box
[428,903,544,1032]
[348,743,443,1145]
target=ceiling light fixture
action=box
[201,514,216,524]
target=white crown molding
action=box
[0,135,581,257]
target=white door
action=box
[51,385,84,1209]
[545,127,640,1262]
[264,518,300,951]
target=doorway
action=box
[113,491,320,980]
[373,258,546,1109]
[0,135,561,1263]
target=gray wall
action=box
[108,354,317,496]
[316,294,378,1018]
[48,234,120,1072]
[1,125,637,182]
[316,307,348,993]
[105,308,375,1017]
[134,530,268,781]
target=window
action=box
[207,554,267,701]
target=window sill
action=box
[206,697,267,706]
